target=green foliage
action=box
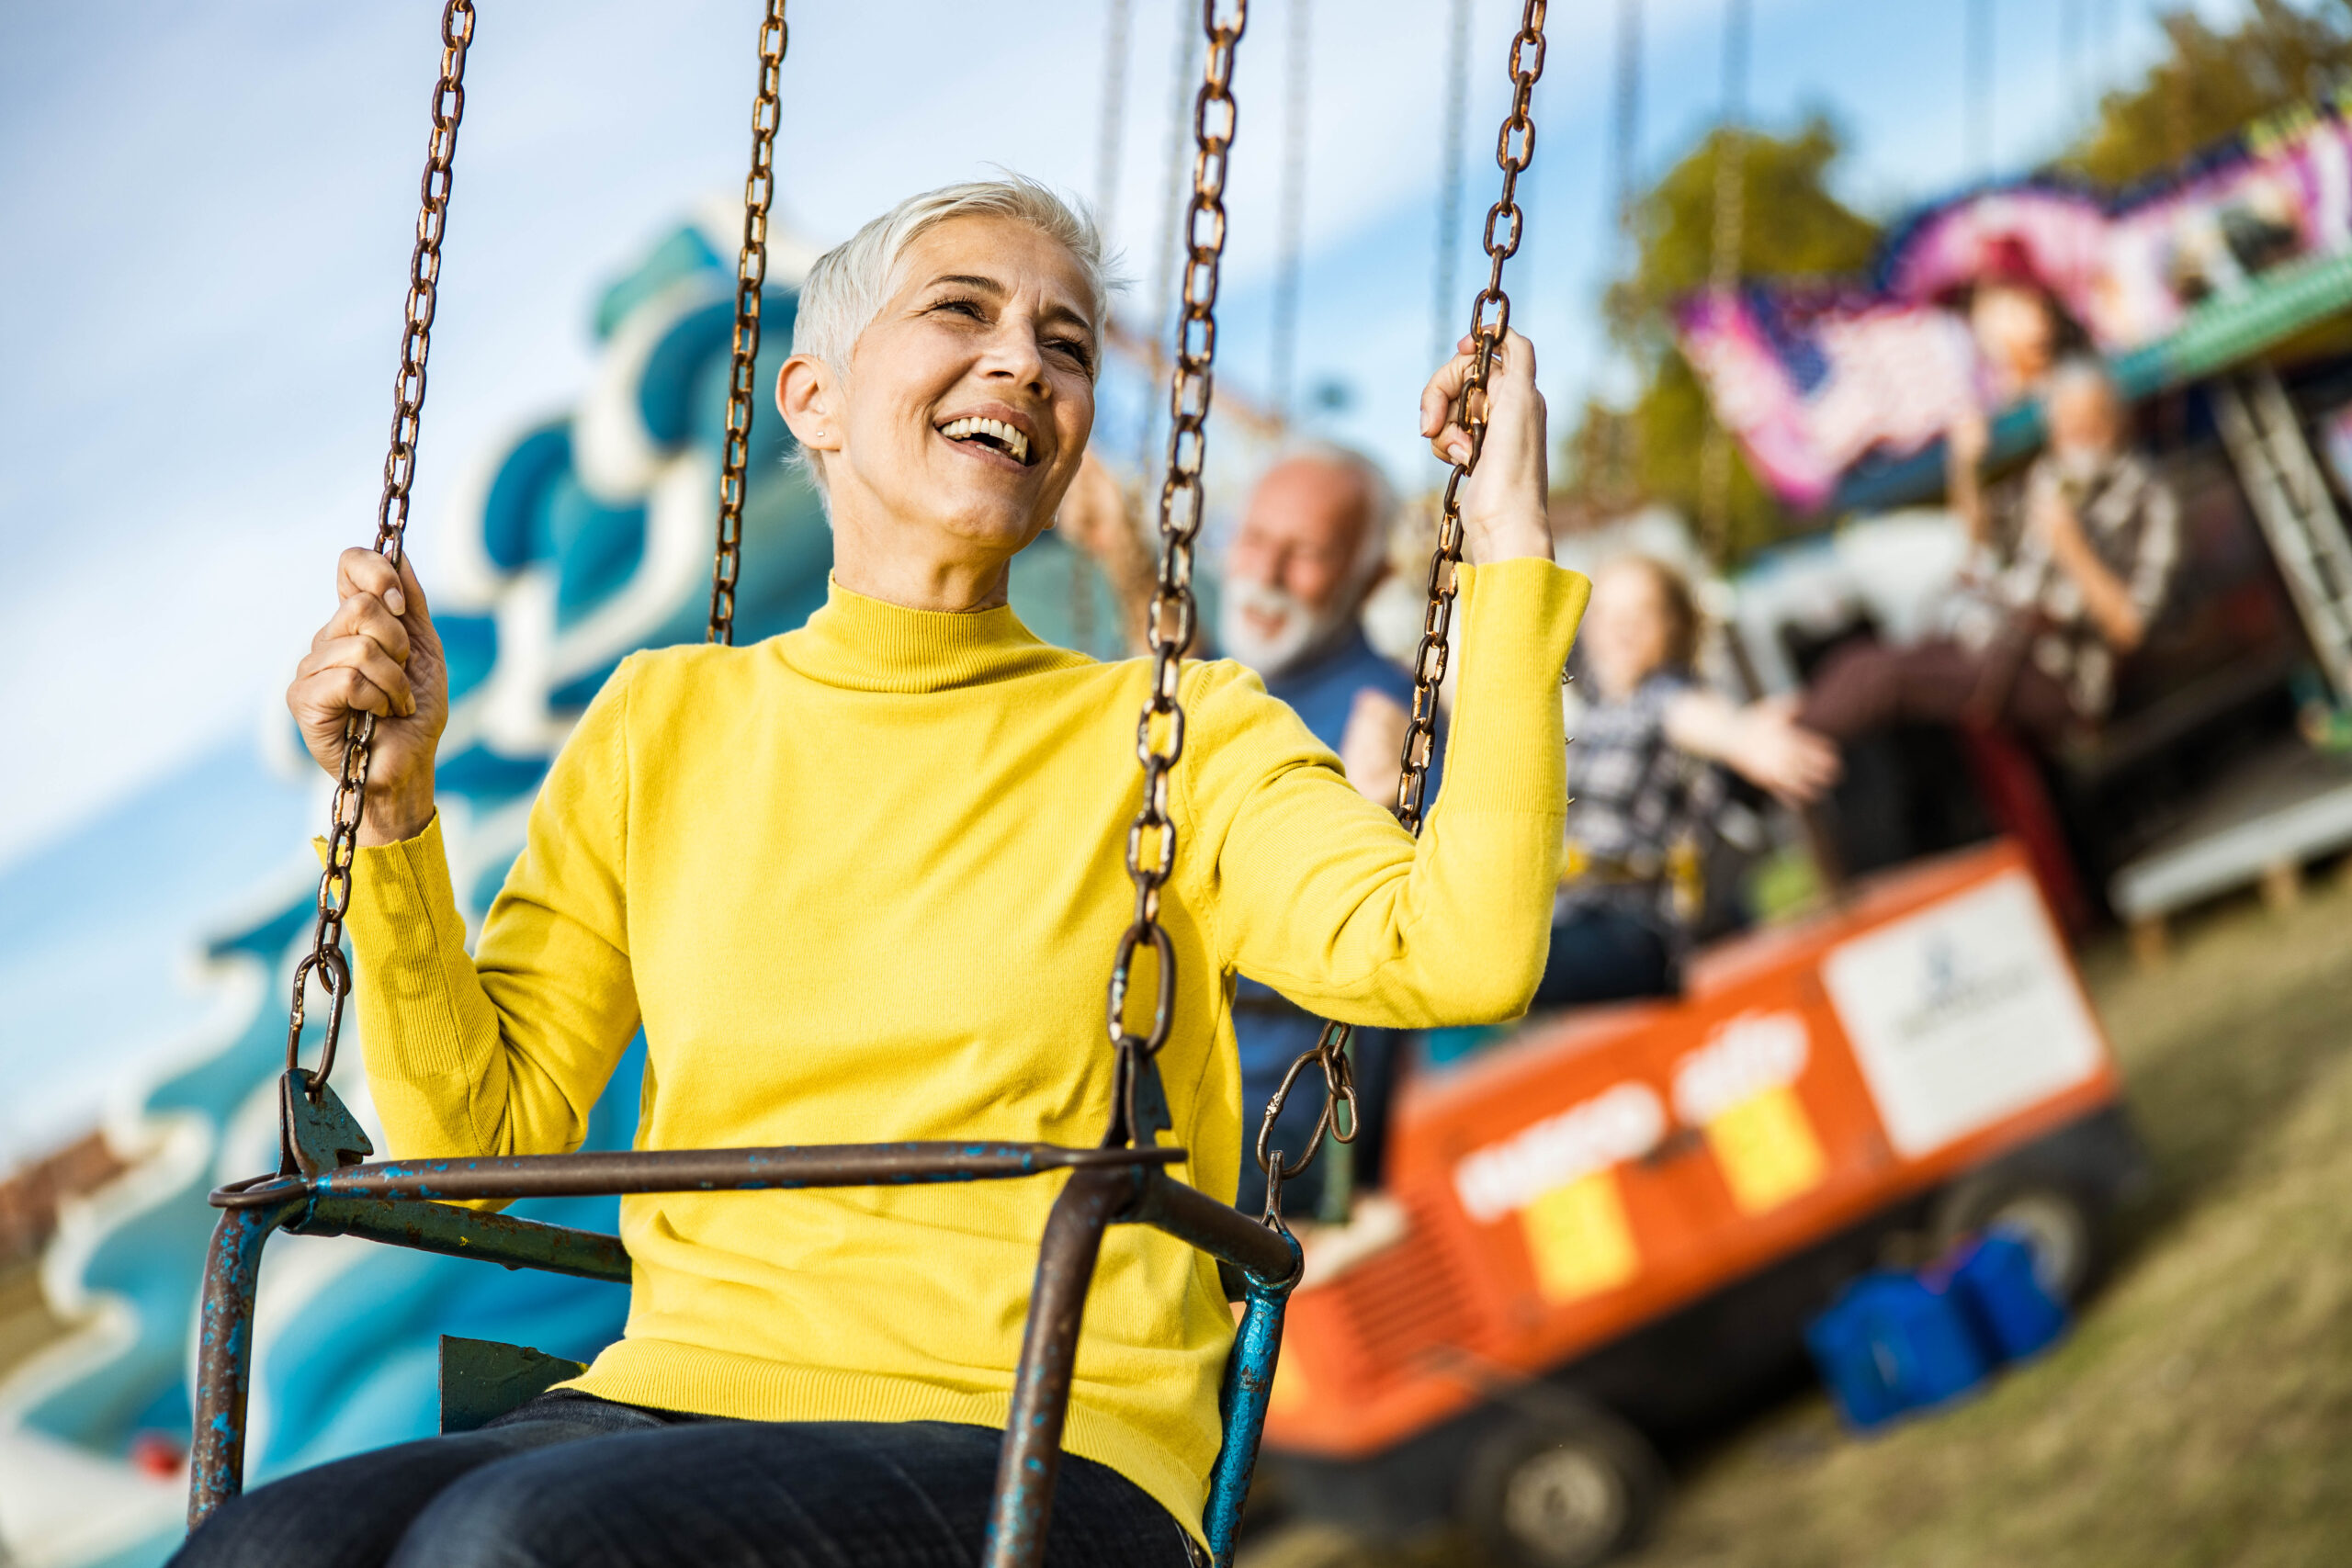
[1563,117,1881,558]
[2068,1,2352,188]
[1607,118,1882,345]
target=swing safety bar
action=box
[191,1092,1302,1568]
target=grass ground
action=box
[1248,868,2352,1568]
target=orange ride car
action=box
[1260,840,2146,1568]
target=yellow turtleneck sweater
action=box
[342,557,1588,1536]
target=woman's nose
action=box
[977,321,1047,388]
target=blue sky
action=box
[0,0,2242,877]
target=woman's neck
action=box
[828,504,1018,614]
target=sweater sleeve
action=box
[338,658,641,1171]
[1184,558,1589,1026]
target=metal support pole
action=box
[1122,1169,1298,1284]
[982,1167,1132,1568]
[213,1140,1178,1210]
[187,1198,300,1530]
[297,1195,633,1283]
[1200,1232,1302,1566]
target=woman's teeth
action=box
[939,416,1030,466]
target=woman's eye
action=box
[933,298,984,320]
[1051,338,1094,368]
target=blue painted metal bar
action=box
[1202,1237,1302,1567]
[187,1195,303,1530]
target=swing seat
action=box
[194,1068,1303,1568]
[438,1335,587,1434]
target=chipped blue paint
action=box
[1203,1233,1303,1567]
[187,1198,301,1529]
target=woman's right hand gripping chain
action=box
[287,547,448,846]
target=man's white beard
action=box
[1221,578,1344,675]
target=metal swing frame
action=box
[185,4,1551,1565]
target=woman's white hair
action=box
[786,175,1121,496]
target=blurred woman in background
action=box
[1537,555,1840,1008]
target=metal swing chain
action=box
[707,0,789,647]
[1102,0,1247,1149]
[1400,0,1546,835]
[1253,0,1550,1225]
[285,0,474,1104]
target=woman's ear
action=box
[776,355,842,457]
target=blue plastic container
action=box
[1804,1271,1993,1431]
[1949,1231,2070,1361]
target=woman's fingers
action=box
[1419,336,1476,433]
[315,590,413,666]
[290,662,401,726]
[338,547,405,617]
[393,548,431,624]
[1419,330,1538,466]
[298,635,416,716]
[1419,337,1478,461]
[334,546,433,622]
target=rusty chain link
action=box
[1252,1017,1356,1227]
[1253,0,1550,1222]
[1103,0,1246,1150]
[288,0,473,1103]
[707,0,789,646]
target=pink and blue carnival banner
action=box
[1682,94,2352,511]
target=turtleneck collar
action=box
[779,575,1079,694]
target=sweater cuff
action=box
[1434,557,1591,817]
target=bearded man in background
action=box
[1216,444,1428,1230]
[1057,442,1430,1235]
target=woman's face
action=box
[1970,284,2055,392]
[786,214,1100,563]
[1584,559,1674,700]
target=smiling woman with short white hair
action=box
[176,175,1589,1568]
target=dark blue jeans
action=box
[171,1392,1195,1568]
[1532,904,1677,1010]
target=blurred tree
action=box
[1561,116,1881,560]
[2069,1,2352,186]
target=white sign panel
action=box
[1820,870,2104,1158]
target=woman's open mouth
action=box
[936,415,1035,468]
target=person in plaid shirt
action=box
[1799,358,2180,746]
[1540,557,1840,1006]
